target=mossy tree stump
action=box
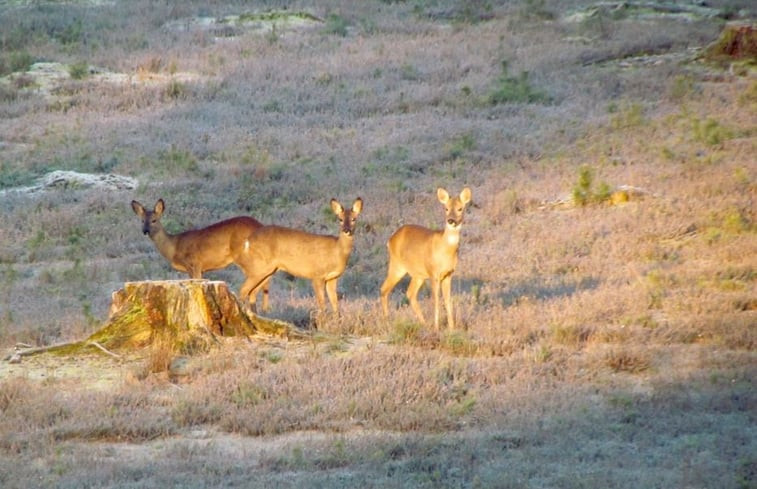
[5,280,304,363]
[96,280,261,352]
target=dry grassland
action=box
[0,1,755,488]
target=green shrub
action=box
[445,133,476,160]
[7,51,34,75]
[691,117,733,147]
[56,18,84,45]
[454,0,493,24]
[441,331,478,356]
[0,84,18,103]
[517,0,556,22]
[323,14,348,37]
[0,162,34,189]
[68,61,89,80]
[610,102,645,129]
[572,165,613,206]
[669,75,695,101]
[487,61,551,105]
[571,165,593,206]
[389,320,421,345]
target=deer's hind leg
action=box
[380,262,406,317]
[406,276,427,325]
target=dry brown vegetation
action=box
[0,0,755,487]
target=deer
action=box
[237,197,363,314]
[380,187,472,330]
[131,198,270,311]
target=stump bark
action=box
[4,280,305,361]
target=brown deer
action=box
[237,197,363,314]
[131,199,270,310]
[380,187,472,329]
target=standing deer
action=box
[380,187,472,329]
[131,198,270,310]
[237,197,363,314]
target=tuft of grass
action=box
[389,320,422,345]
[605,349,651,373]
[164,79,186,100]
[441,330,478,356]
[551,323,593,346]
[152,146,200,176]
[148,334,174,373]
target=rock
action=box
[0,170,138,196]
[39,170,138,191]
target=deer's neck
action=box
[150,226,178,261]
[441,225,461,250]
[337,233,354,257]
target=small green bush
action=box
[8,51,34,75]
[323,14,348,37]
[68,61,89,80]
[572,165,613,206]
[0,85,18,103]
[691,117,733,147]
[454,0,493,24]
[445,133,476,160]
[669,75,695,101]
[517,0,556,22]
[389,320,421,345]
[487,61,551,105]
[610,102,645,129]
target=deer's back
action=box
[249,225,348,279]
[175,216,263,270]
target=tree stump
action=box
[704,23,757,62]
[4,280,305,362]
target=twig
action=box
[87,341,122,360]
[3,340,84,361]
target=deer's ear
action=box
[437,188,450,204]
[352,197,363,216]
[330,199,344,216]
[460,187,472,205]
[155,199,165,216]
[131,200,145,217]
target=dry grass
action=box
[0,0,756,487]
